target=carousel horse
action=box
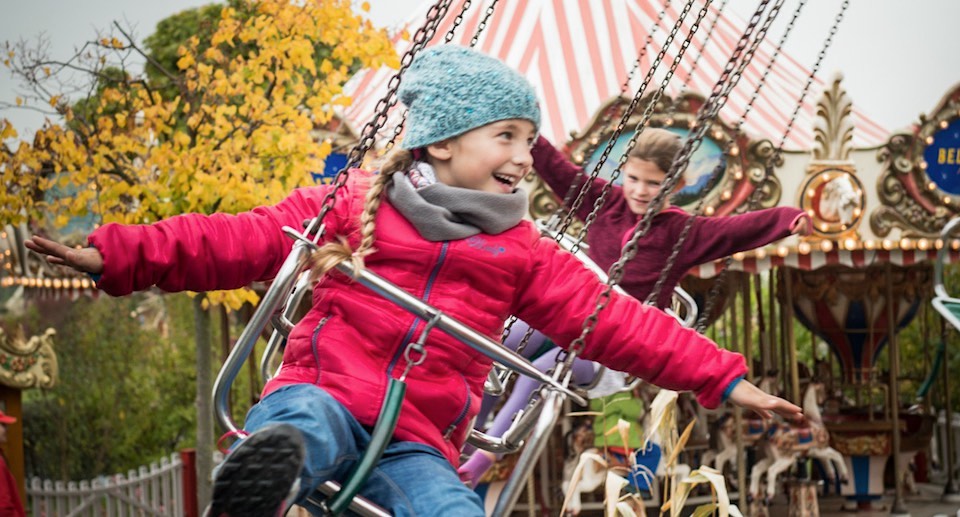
[748,380,848,503]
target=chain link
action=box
[444,0,473,43]
[564,0,774,361]
[470,0,500,47]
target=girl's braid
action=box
[308,149,413,281]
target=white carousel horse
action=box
[819,174,859,226]
[748,381,849,503]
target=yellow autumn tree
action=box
[2,0,397,279]
[2,0,397,507]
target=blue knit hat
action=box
[398,45,541,150]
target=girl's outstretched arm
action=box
[25,235,104,274]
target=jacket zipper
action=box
[311,316,330,384]
[443,374,471,440]
[385,242,450,379]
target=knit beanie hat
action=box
[398,45,541,150]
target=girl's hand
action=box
[727,379,804,423]
[24,235,104,275]
[790,214,812,236]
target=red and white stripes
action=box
[342,0,890,151]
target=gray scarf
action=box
[387,167,528,241]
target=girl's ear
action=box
[425,139,454,161]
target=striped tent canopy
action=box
[342,0,889,152]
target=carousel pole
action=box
[739,274,752,500]
[886,263,910,516]
[769,270,779,380]
[783,268,800,405]
[755,272,769,376]
[940,315,960,502]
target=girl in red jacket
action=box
[459,128,811,486]
[27,45,801,517]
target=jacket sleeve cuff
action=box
[721,375,746,403]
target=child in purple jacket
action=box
[460,128,810,486]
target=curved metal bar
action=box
[671,285,698,327]
[935,217,960,299]
[467,393,548,454]
[491,389,564,516]
[213,240,312,434]
[309,482,390,517]
[260,271,314,382]
[484,368,506,396]
[331,257,588,407]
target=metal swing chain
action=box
[677,0,730,93]
[470,0,500,47]
[645,0,795,311]
[566,0,714,258]
[501,0,676,355]
[555,0,707,254]
[502,0,701,357]
[550,0,673,224]
[691,0,848,331]
[305,0,451,238]
[444,0,473,43]
[562,0,773,366]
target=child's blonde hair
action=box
[308,149,413,280]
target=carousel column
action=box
[940,315,960,502]
[885,263,909,516]
[783,268,800,405]
[740,274,753,500]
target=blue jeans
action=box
[243,383,484,516]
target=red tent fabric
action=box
[342,0,889,150]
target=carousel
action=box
[4,0,960,515]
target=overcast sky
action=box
[2,0,958,138]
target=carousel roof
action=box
[342,0,890,151]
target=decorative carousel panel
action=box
[524,93,781,223]
[873,83,960,238]
[0,327,58,389]
[799,164,866,240]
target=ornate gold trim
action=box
[0,327,58,389]
[872,83,960,237]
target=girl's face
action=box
[622,157,668,215]
[427,119,536,194]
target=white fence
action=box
[26,453,185,517]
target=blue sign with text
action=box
[924,118,960,195]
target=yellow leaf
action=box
[361,1,370,12]
[15,96,22,106]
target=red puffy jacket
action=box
[89,170,746,466]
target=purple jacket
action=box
[532,136,806,306]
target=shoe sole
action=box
[209,424,306,517]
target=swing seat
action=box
[212,224,589,516]
[932,217,960,331]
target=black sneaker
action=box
[209,424,307,517]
